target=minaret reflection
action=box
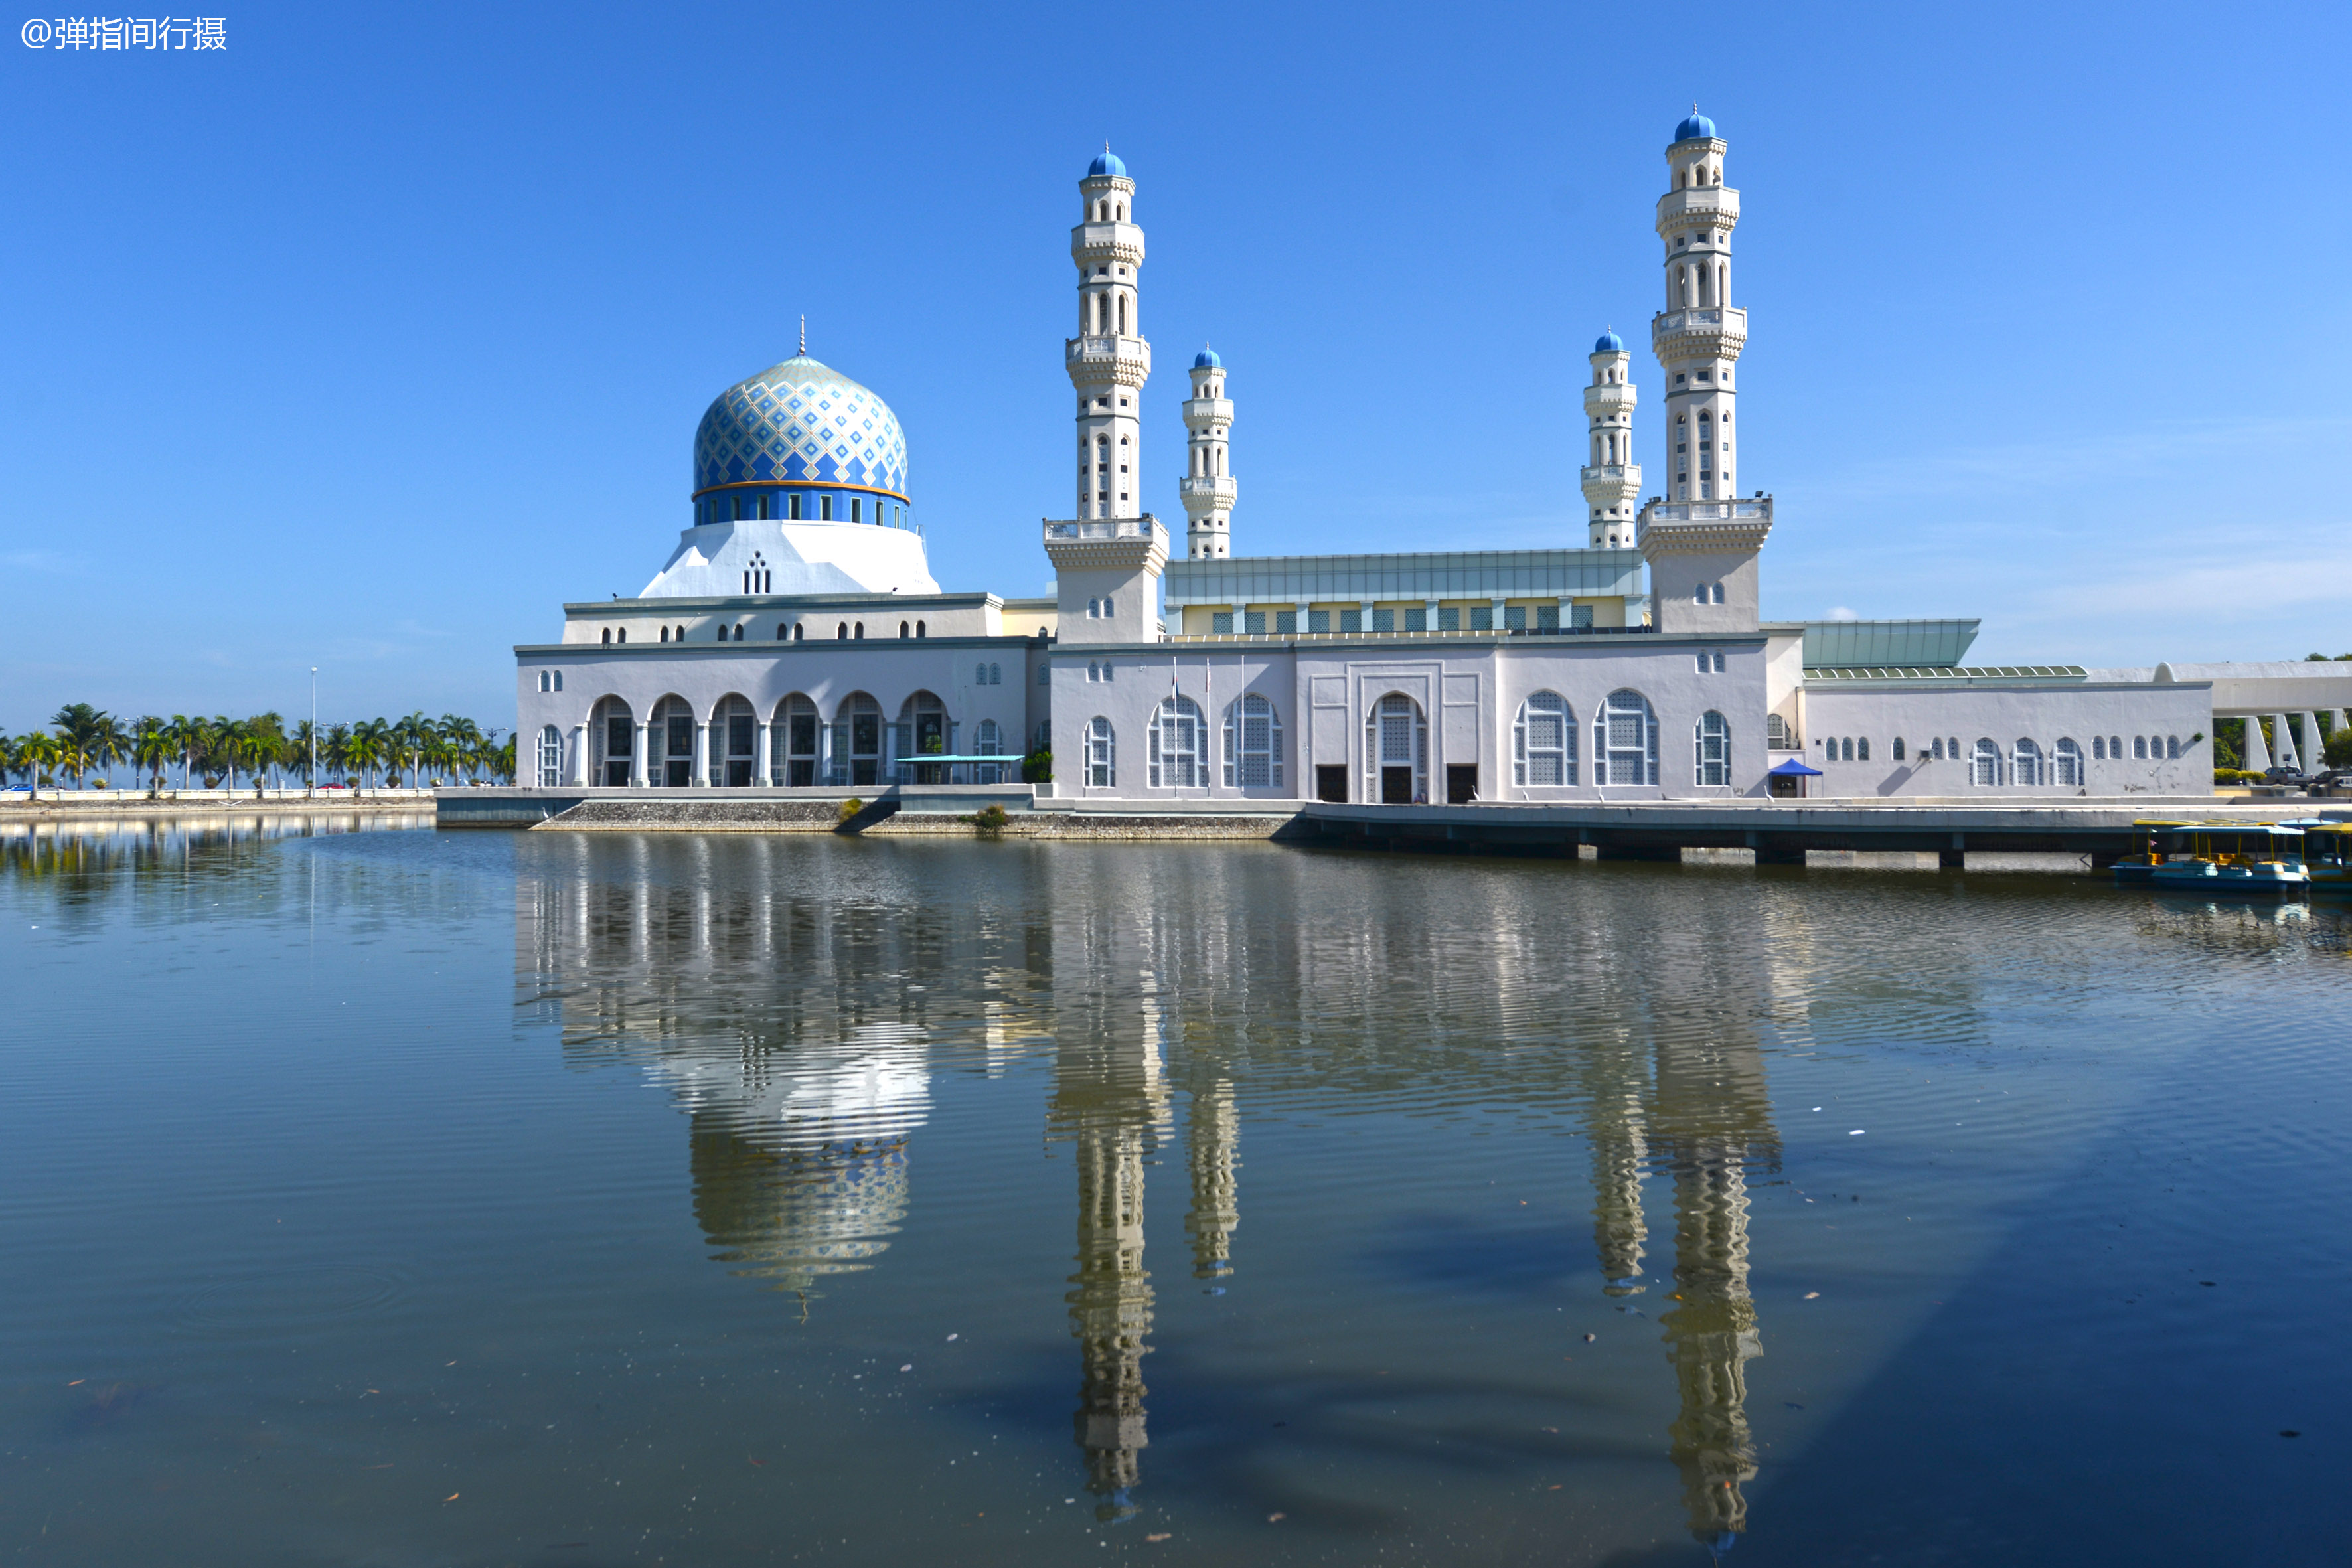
[1646,1014,1779,1553]
[1184,1077,1239,1283]
[1046,897,1183,1522]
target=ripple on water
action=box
[173,1263,413,1336]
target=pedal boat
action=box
[2145,824,2310,896]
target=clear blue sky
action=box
[3,1,2347,732]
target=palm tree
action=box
[323,723,354,785]
[163,714,196,789]
[347,719,390,791]
[19,731,60,790]
[48,704,110,789]
[493,732,517,783]
[390,711,434,789]
[287,719,319,791]
[131,716,171,789]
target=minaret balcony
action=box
[1651,306,1747,358]
[1584,383,1638,415]
[1067,335,1152,383]
[1654,187,1741,232]
[1182,398,1233,424]
[1180,475,1237,510]
[1071,222,1145,267]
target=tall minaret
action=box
[1581,332,1642,546]
[1652,111,1744,506]
[1069,148,1152,522]
[1179,349,1235,558]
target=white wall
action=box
[1800,682,2214,797]
[1048,635,1770,801]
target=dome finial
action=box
[799,314,805,356]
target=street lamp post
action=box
[309,667,317,799]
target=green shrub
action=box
[2329,728,2352,769]
[971,803,1009,834]
[1020,748,1052,783]
[836,797,864,824]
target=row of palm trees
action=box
[3,704,516,791]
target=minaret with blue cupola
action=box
[1652,110,1745,506]
[1581,331,1642,546]
[1069,148,1152,522]
[1179,348,1235,558]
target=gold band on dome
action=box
[689,479,911,505]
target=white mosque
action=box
[513,116,2343,805]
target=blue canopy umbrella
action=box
[1766,756,1822,798]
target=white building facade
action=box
[512,121,2230,805]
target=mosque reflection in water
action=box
[515,837,1775,1548]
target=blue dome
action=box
[1194,346,1222,369]
[1674,112,1717,143]
[1593,330,1624,353]
[692,354,909,502]
[1088,148,1127,179]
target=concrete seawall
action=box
[441,787,2348,863]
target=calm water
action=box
[3,819,2349,1566]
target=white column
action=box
[1294,601,1310,634]
[2271,713,2297,770]
[2243,715,2271,773]
[631,722,650,787]
[2300,712,2322,771]
[694,721,711,785]
[1490,596,1508,633]
[1424,598,1441,633]
[755,722,772,787]
[570,724,588,786]
[1359,599,1375,632]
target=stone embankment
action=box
[1,788,435,819]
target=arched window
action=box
[1839,738,1853,762]
[837,622,848,639]
[2132,735,2148,759]
[988,663,1002,685]
[1857,737,1870,761]
[975,718,1002,783]
[1695,710,1730,786]
[538,670,550,692]
[2108,735,2122,759]
[976,662,990,686]
[834,694,882,787]
[553,671,563,692]
[616,628,625,643]
[777,694,820,786]
[589,697,635,787]
[900,621,911,639]
[2093,735,2106,759]
[1513,691,1573,786]
[659,626,669,643]
[1117,294,1128,334]
[793,623,804,641]
[601,627,611,645]
[916,621,925,639]
[537,724,563,788]
[1768,714,1792,751]
[854,622,864,639]
[2165,735,2181,759]
[1596,690,1658,785]
[1223,693,1284,788]
[1931,736,1945,760]
[1366,693,1428,803]
[1893,736,1905,761]
[777,623,788,640]
[2054,738,2083,786]
[1970,738,2001,787]
[1148,696,1206,788]
[1085,717,1116,787]
[2013,738,2044,787]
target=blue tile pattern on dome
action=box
[692,354,909,499]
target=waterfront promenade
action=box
[431,784,2345,867]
